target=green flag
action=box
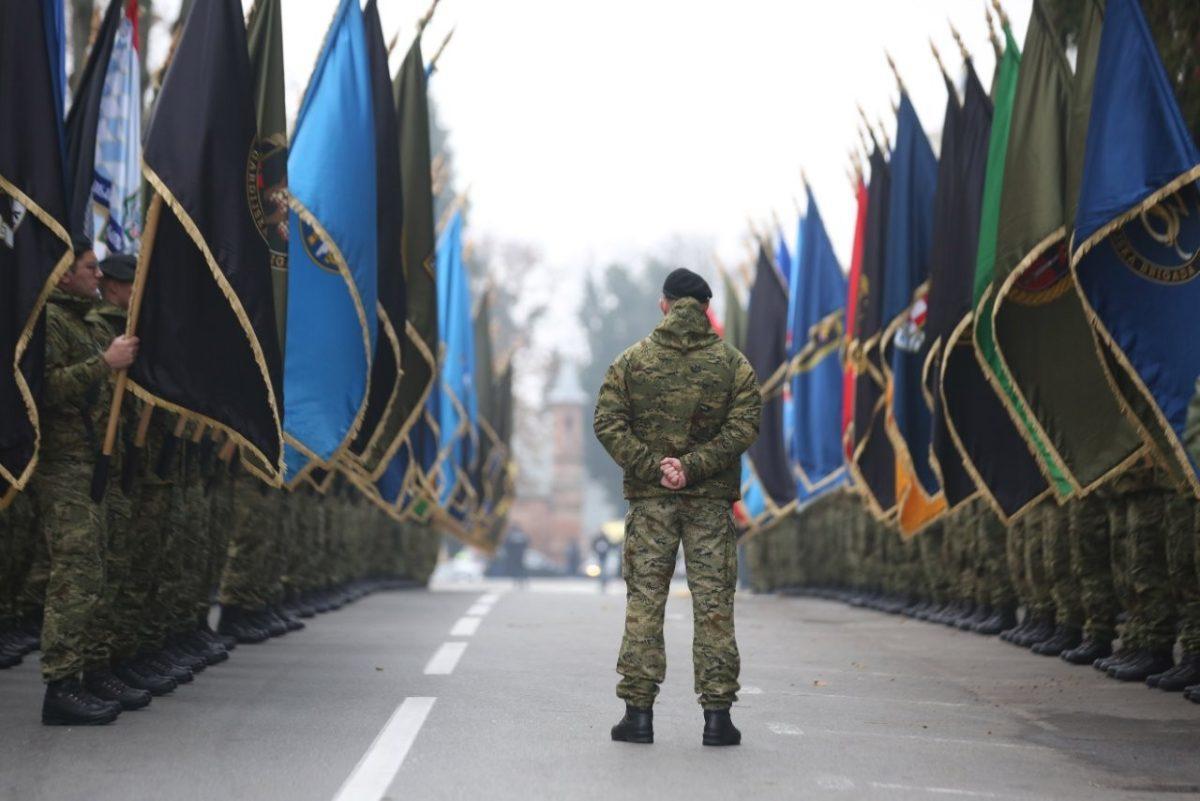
[990,0,1144,494]
[246,0,288,357]
[972,10,1074,502]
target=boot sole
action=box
[703,737,742,746]
[42,710,120,726]
[612,734,653,744]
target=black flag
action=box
[926,65,990,509]
[850,147,896,517]
[0,0,73,491]
[129,0,284,482]
[743,245,793,509]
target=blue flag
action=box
[1071,0,1200,490]
[429,210,478,512]
[882,94,940,506]
[283,0,378,482]
[790,187,848,501]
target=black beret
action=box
[662,268,712,303]
[100,253,137,283]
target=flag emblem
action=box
[1111,185,1200,285]
[0,191,27,249]
[246,133,289,268]
[299,218,340,274]
[1010,241,1072,306]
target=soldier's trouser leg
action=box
[617,497,739,710]
[95,486,134,667]
[980,511,1016,609]
[37,468,108,682]
[1023,505,1053,619]
[131,483,170,655]
[1006,519,1028,611]
[15,489,47,623]
[1165,495,1200,654]
[1123,489,1174,651]
[1109,497,1132,631]
[1067,492,1118,641]
[1044,504,1082,628]
[918,522,947,604]
[219,488,272,611]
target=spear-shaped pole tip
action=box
[428,26,456,71]
[990,0,1009,29]
[929,38,949,81]
[417,0,441,35]
[948,20,971,63]
[884,49,905,94]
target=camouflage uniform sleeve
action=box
[592,355,662,484]
[679,351,761,483]
[1185,377,1200,466]
[43,311,107,409]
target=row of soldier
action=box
[0,241,441,726]
[745,455,1200,707]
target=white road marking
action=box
[450,616,482,637]
[766,722,804,736]
[814,775,856,791]
[424,642,468,675]
[740,685,763,695]
[331,697,436,801]
[465,603,491,617]
[869,782,1004,799]
[477,593,501,605]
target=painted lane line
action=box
[868,782,1005,799]
[465,603,491,617]
[424,642,468,675]
[331,697,436,801]
[449,616,482,637]
[477,592,501,605]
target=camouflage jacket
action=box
[38,291,116,466]
[1186,378,1200,468]
[593,298,761,501]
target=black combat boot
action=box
[0,629,29,657]
[218,607,270,644]
[196,623,236,652]
[972,606,1017,636]
[999,615,1030,643]
[702,709,742,746]
[248,608,289,638]
[1031,625,1082,657]
[1094,648,1132,672]
[1184,684,1200,703]
[0,637,22,669]
[1013,617,1055,648]
[84,670,152,711]
[271,605,305,632]
[114,660,176,696]
[958,605,991,631]
[144,651,195,684]
[611,705,653,744]
[1148,653,1200,691]
[162,642,207,673]
[178,632,229,666]
[42,678,121,725]
[1108,649,1174,681]
[1061,637,1112,665]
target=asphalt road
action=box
[1,579,1198,801]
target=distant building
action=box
[508,363,586,566]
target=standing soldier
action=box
[1184,378,1200,705]
[594,268,761,747]
[35,240,144,725]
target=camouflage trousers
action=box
[977,506,1016,609]
[617,496,739,710]
[1042,501,1082,628]
[916,520,948,604]
[94,483,136,663]
[220,483,282,611]
[1165,494,1200,654]
[35,462,110,681]
[0,490,39,627]
[1067,492,1118,641]
[1023,501,1055,619]
[1116,489,1175,651]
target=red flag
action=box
[841,178,868,458]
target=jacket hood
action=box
[649,297,719,353]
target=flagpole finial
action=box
[428,26,456,72]
[884,50,905,94]
[800,167,810,189]
[984,4,1003,60]
[929,39,950,82]
[875,118,891,156]
[948,21,971,63]
[417,0,441,35]
[990,0,1010,30]
[771,208,785,237]
[387,27,403,56]
[856,105,880,153]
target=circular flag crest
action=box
[1009,240,1071,306]
[246,134,289,269]
[1111,183,1200,285]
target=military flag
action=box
[990,0,1144,496]
[430,210,478,514]
[926,63,991,510]
[1071,0,1200,491]
[283,0,378,484]
[940,24,1052,521]
[0,0,74,491]
[878,93,941,534]
[246,0,289,355]
[721,270,748,354]
[743,244,794,510]
[125,0,284,482]
[376,36,439,514]
[789,186,847,501]
[842,175,867,460]
[350,0,407,479]
[64,0,140,257]
[472,288,499,521]
[850,147,896,518]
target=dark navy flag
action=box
[880,94,941,533]
[1071,0,1200,490]
[789,187,847,502]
